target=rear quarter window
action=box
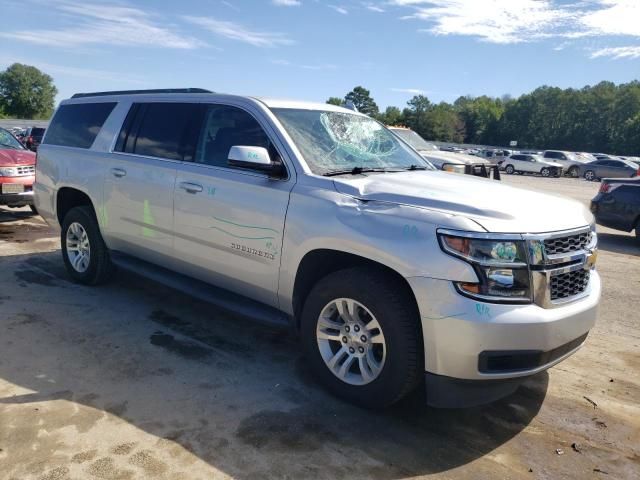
[44,102,116,149]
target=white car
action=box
[503,154,563,177]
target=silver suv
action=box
[35,89,601,408]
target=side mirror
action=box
[227,146,285,178]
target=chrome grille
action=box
[550,269,590,300]
[544,231,591,255]
[16,165,35,175]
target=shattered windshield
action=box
[390,128,439,151]
[272,109,432,175]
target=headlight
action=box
[0,167,19,177]
[438,232,531,303]
[442,164,466,174]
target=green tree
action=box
[344,86,379,116]
[0,63,57,119]
[326,97,343,106]
[377,106,403,126]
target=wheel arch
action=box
[56,187,96,225]
[291,249,421,331]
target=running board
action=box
[111,251,291,328]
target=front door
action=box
[173,104,294,307]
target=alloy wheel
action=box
[66,222,91,273]
[316,298,386,386]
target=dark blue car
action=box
[591,177,640,242]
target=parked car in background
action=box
[542,150,585,177]
[591,177,640,242]
[576,152,598,163]
[502,154,563,177]
[388,127,492,176]
[24,126,46,151]
[476,149,507,164]
[620,156,640,167]
[578,158,639,181]
[0,127,37,212]
[35,88,600,408]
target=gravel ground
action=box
[0,175,638,480]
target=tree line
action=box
[329,83,640,155]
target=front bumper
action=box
[0,189,34,207]
[407,272,600,383]
[1,175,35,207]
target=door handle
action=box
[179,182,203,194]
[110,168,127,178]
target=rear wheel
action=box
[61,206,113,285]
[584,170,596,181]
[300,267,422,408]
[505,165,515,174]
[541,167,551,177]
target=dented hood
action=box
[0,148,36,166]
[332,171,592,233]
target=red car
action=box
[0,127,37,213]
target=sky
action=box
[1,0,639,109]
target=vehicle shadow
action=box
[0,251,548,479]
[597,232,638,256]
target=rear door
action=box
[172,103,295,307]
[103,102,203,264]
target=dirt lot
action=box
[0,176,638,480]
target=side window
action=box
[194,105,275,169]
[44,102,116,148]
[546,152,559,159]
[116,103,205,161]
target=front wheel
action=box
[541,167,551,177]
[300,267,422,408]
[61,206,113,285]
[568,166,579,178]
[505,165,515,174]
[584,170,596,181]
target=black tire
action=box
[505,165,515,174]
[568,166,579,178]
[29,204,38,215]
[584,170,596,181]
[300,267,422,408]
[61,206,113,285]
[541,167,550,177]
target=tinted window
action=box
[545,152,559,159]
[31,128,46,136]
[120,103,205,161]
[195,105,273,168]
[45,102,116,148]
[512,155,524,160]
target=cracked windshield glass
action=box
[273,109,433,175]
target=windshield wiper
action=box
[406,164,427,171]
[322,166,403,177]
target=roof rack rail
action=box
[71,88,213,99]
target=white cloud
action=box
[391,0,640,52]
[272,0,301,5]
[0,1,203,49]
[183,16,294,47]
[391,87,427,94]
[329,5,349,14]
[395,0,571,44]
[591,45,640,59]
[580,0,640,37]
[363,2,385,12]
